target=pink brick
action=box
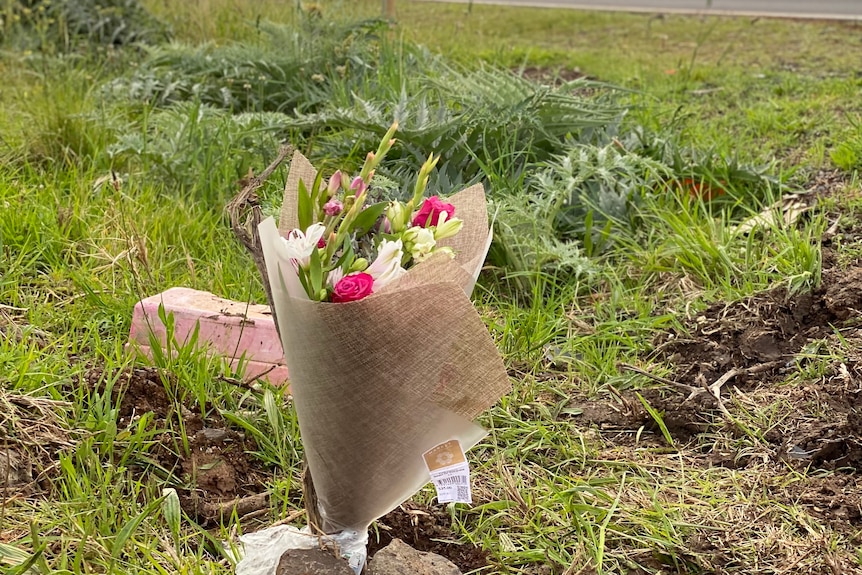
[128,287,288,385]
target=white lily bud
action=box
[433,214,463,240]
[386,201,408,233]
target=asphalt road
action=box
[421,0,862,20]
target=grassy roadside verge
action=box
[1,1,862,574]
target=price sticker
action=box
[422,439,472,504]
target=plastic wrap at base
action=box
[234,525,367,575]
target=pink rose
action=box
[412,196,455,228]
[331,272,374,303]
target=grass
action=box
[142,0,862,170]
[2,0,862,574]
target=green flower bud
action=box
[349,257,369,272]
[386,201,407,233]
[434,216,463,240]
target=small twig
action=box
[225,144,294,343]
[215,374,255,390]
[270,508,307,527]
[618,363,702,400]
[252,364,278,383]
[621,360,784,408]
[302,461,326,535]
[225,145,336,534]
[707,368,741,400]
[697,372,733,421]
[203,492,270,521]
[216,364,278,390]
[706,360,784,401]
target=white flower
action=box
[281,223,326,267]
[327,266,344,288]
[366,239,407,289]
[404,226,437,262]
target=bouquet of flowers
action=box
[244,125,509,574]
[277,123,465,303]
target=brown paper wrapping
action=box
[259,152,509,533]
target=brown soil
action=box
[87,366,272,525]
[86,367,486,570]
[569,174,862,564]
[517,66,588,87]
[625,239,862,472]
[367,501,490,572]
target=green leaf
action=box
[349,202,388,235]
[314,170,329,214]
[161,488,182,544]
[0,542,32,566]
[112,494,166,559]
[295,266,312,298]
[297,178,314,231]
[263,389,281,435]
[4,544,46,575]
[635,392,675,448]
[308,248,323,299]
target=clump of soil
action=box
[653,283,843,390]
[782,472,862,526]
[367,502,490,573]
[87,366,272,524]
[632,258,862,467]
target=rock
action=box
[0,448,32,489]
[367,539,462,575]
[275,547,354,575]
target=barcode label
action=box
[422,440,472,504]
[437,475,467,486]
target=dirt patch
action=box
[572,173,862,465]
[774,357,862,471]
[782,472,862,527]
[367,502,490,573]
[87,365,490,563]
[619,262,862,469]
[87,366,272,525]
[517,65,587,87]
[652,282,844,390]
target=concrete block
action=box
[128,287,288,385]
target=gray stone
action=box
[367,539,462,575]
[0,448,31,489]
[275,547,354,575]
